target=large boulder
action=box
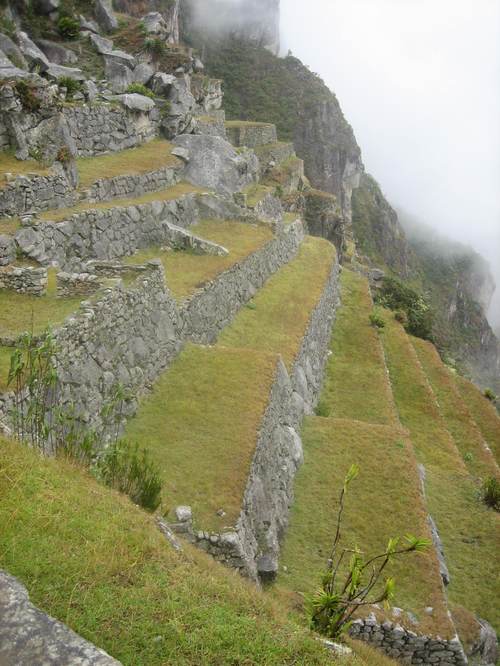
[160,75,196,137]
[117,93,155,113]
[103,50,136,70]
[16,31,49,72]
[104,57,133,93]
[35,39,78,65]
[132,63,155,85]
[89,33,113,55]
[79,15,100,34]
[173,134,259,196]
[0,49,28,79]
[36,0,60,13]
[0,33,27,69]
[141,12,168,36]
[150,72,176,97]
[45,63,85,82]
[94,0,118,33]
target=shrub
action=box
[57,15,80,40]
[394,309,408,326]
[96,439,163,512]
[125,82,155,99]
[314,400,331,417]
[483,388,496,402]
[14,80,41,112]
[480,477,500,512]
[375,276,434,341]
[58,76,82,99]
[369,311,385,329]
[307,465,430,640]
[144,37,167,59]
[56,145,71,163]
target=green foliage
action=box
[394,310,408,326]
[375,276,433,340]
[369,311,385,329]
[308,465,429,640]
[0,12,16,38]
[144,37,166,58]
[96,439,162,512]
[483,388,496,402]
[480,477,500,512]
[125,82,155,98]
[57,15,79,40]
[314,399,331,417]
[58,76,82,99]
[14,79,41,112]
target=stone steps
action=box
[123,235,339,580]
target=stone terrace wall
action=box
[15,193,200,271]
[349,615,467,666]
[182,220,304,343]
[63,104,160,157]
[84,164,181,203]
[0,265,47,295]
[226,123,277,148]
[0,173,76,217]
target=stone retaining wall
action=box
[63,104,160,157]
[182,221,304,343]
[226,123,277,148]
[15,193,200,271]
[84,164,182,203]
[0,172,76,217]
[349,614,467,666]
[0,264,47,295]
[56,272,102,298]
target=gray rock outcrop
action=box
[16,31,49,71]
[95,0,118,32]
[35,39,78,65]
[174,134,258,196]
[0,570,121,665]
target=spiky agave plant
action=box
[308,464,430,640]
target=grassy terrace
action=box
[0,269,81,340]
[0,436,359,666]
[77,139,180,189]
[380,314,500,631]
[125,346,278,532]
[0,217,20,235]
[124,219,273,301]
[454,373,500,463]
[243,183,274,207]
[0,346,11,392]
[412,337,498,479]
[38,182,201,223]
[320,270,398,425]
[276,270,451,637]
[0,151,50,186]
[278,417,451,637]
[219,237,336,369]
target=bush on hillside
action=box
[480,477,500,512]
[369,311,386,329]
[125,82,155,98]
[308,465,430,640]
[375,276,434,340]
[58,76,82,99]
[483,388,496,402]
[57,15,79,40]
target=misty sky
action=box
[281,0,500,327]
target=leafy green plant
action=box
[125,82,155,99]
[57,15,80,40]
[58,76,82,99]
[375,276,434,341]
[144,37,166,59]
[307,465,430,640]
[369,312,385,329]
[480,477,500,512]
[483,388,496,402]
[96,439,162,511]
[394,310,408,326]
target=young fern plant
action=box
[308,464,430,640]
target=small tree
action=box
[308,465,430,640]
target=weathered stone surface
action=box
[36,0,60,13]
[0,570,120,665]
[89,32,114,55]
[118,93,155,113]
[174,134,258,196]
[79,15,101,34]
[150,71,176,97]
[469,617,498,665]
[0,33,27,69]
[132,62,155,85]
[161,75,196,137]
[428,515,451,586]
[0,234,16,266]
[104,57,133,93]
[46,63,86,81]
[35,39,78,65]
[141,12,168,35]
[16,31,49,72]
[165,222,228,256]
[95,0,118,32]
[104,49,136,69]
[56,271,102,298]
[226,122,277,148]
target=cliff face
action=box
[199,40,363,231]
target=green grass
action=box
[0,435,359,666]
[454,373,500,464]
[0,151,50,186]
[0,346,12,391]
[0,217,20,235]
[379,313,500,631]
[125,345,279,532]
[283,212,300,225]
[243,183,274,207]
[0,269,81,339]
[124,219,273,301]
[38,183,202,223]
[411,336,498,479]
[219,237,336,369]
[320,270,398,425]
[77,139,180,189]
[277,417,452,638]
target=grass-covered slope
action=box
[379,314,499,631]
[0,436,347,666]
[277,270,451,636]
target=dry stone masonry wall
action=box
[0,172,76,217]
[0,264,47,295]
